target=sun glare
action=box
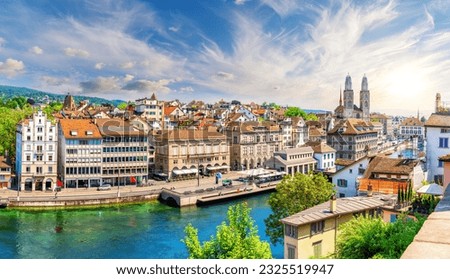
[385,66,427,102]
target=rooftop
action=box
[59,119,102,139]
[425,113,450,128]
[363,156,418,177]
[281,195,392,226]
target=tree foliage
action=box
[0,100,33,158]
[264,172,335,245]
[182,203,272,259]
[336,215,425,259]
[117,102,128,110]
[284,106,318,121]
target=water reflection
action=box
[0,194,282,259]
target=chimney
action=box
[367,183,373,197]
[330,194,337,213]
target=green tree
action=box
[284,107,318,121]
[0,104,33,158]
[336,215,425,259]
[182,203,272,259]
[284,107,305,117]
[264,172,335,245]
[117,102,128,110]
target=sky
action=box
[1,0,450,117]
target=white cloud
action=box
[260,0,303,17]
[123,74,134,82]
[80,76,120,93]
[0,58,25,77]
[169,26,179,32]
[180,86,194,92]
[40,75,71,86]
[120,61,135,69]
[95,62,105,70]
[29,46,43,55]
[215,71,234,81]
[64,47,90,57]
[234,0,248,5]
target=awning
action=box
[206,165,230,171]
[173,168,198,175]
[417,183,443,196]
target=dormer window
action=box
[85,131,93,135]
[70,131,78,136]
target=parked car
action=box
[222,179,232,186]
[97,184,112,191]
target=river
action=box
[0,193,284,259]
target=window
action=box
[37,136,43,141]
[313,241,322,258]
[48,166,53,173]
[36,167,42,174]
[439,138,449,148]
[36,155,43,161]
[285,224,298,238]
[48,155,53,161]
[310,220,325,235]
[337,179,348,187]
[434,175,443,184]
[37,127,43,132]
[339,193,345,198]
[26,167,30,173]
[26,155,30,161]
[287,246,296,259]
[349,169,353,174]
[438,160,443,168]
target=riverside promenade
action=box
[0,171,276,208]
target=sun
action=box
[385,66,427,101]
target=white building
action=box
[267,146,317,175]
[425,113,450,184]
[16,110,58,191]
[331,156,370,197]
[58,119,103,189]
[304,142,336,172]
[135,93,164,121]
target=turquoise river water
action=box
[0,193,283,259]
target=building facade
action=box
[266,146,317,175]
[336,74,370,121]
[225,121,282,170]
[16,110,58,191]
[425,113,450,184]
[154,129,229,180]
[327,119,378,161]
[281,196,389,259]
[0,156,12,188]
[331,156,370,197]
[58,119,103,188]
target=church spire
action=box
[339,86,342,106]
[345,73,352,91]
[361,74,368,91]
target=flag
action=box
[130,177,137,183]
[57,179,63,187]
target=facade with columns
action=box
[16,110,58,191]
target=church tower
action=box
[360,74,370,121]
[436,93,442,113]
[343,74,354,118]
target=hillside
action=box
[0,85,124,107]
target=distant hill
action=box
[304,109,332,114]
[0,85,124,107]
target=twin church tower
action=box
[335,74,370,121]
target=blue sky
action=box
[1,0,450,116]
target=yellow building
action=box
[281,195,392,259]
